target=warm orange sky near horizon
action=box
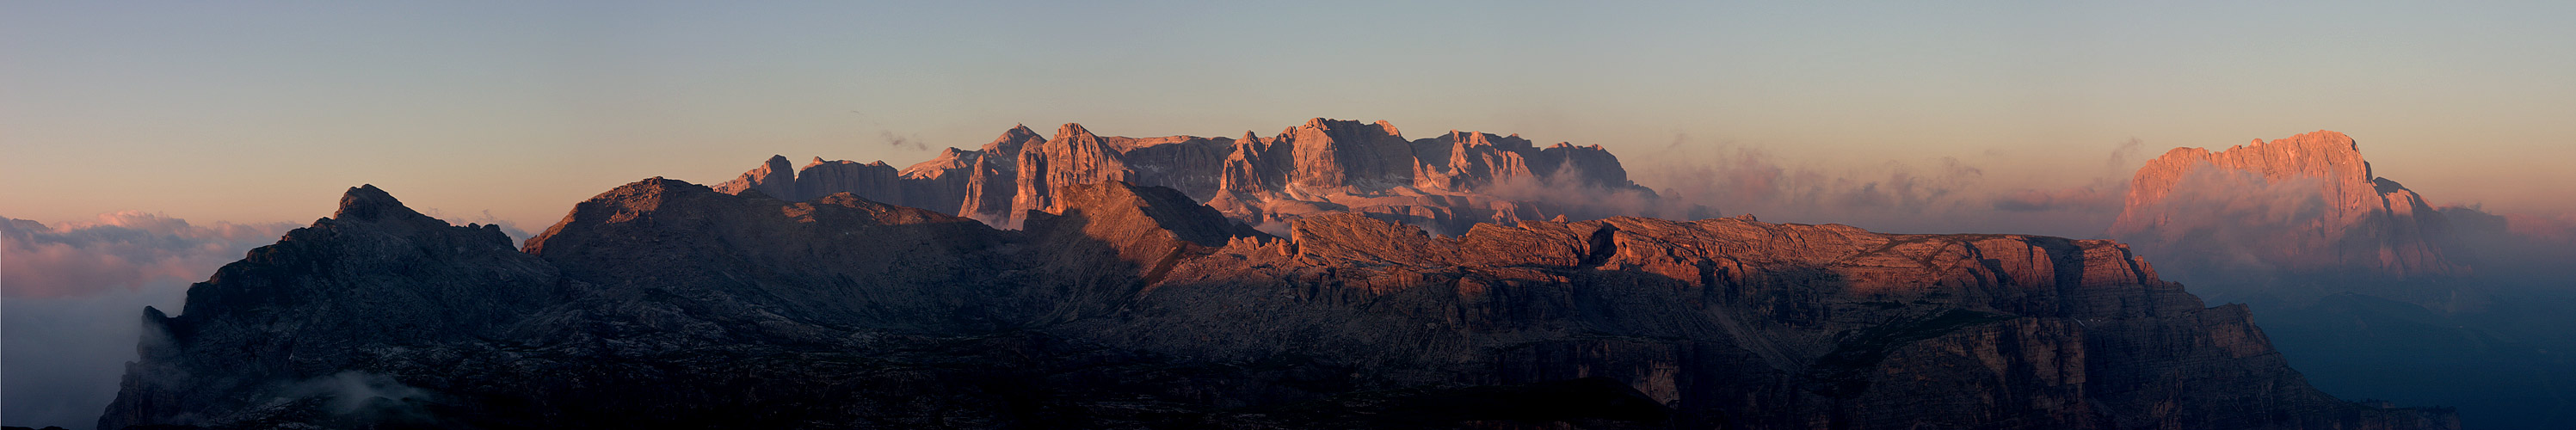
[5,2,2571,233]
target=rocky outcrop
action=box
[710,118,1659,235]
[100,181,2450,429]
[960,125,1045,220]
[711,155,796,200]
[2107,131,2465,303]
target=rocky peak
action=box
[899,147,980,180]
[1217,134,1278,194]
[1532,140,1632,188]
[983,124,1045,157]
[2107,131,2463,299]
[324,184,511,248]
[1033,181,1266,249]
[526,177,705,242]
[1056,122,1097,142]
[709,117,1663,235]
[2122,131,2370,207]
[1286,118,1415,190]
[332,184,433,223]
[711,155,797,199]
[103,182,564,430]
[1012,123,1135,217]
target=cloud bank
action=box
[1630,137,2140,238]
[3,212,299,299]
[2,212,299,429]
[2,207,539,429]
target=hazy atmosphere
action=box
[6,2,2572,230]
[6,2,2573,429]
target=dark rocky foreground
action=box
[98,180,2454,429]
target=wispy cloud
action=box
[883,131,927,150]
[1628,137,2147,238]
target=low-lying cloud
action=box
[3,212,299,299]
[1630,137,2137,238]
[2099,164,2342,298]
[286,371,434,416]
[3,212,299,429]
[1991,179,2124,213]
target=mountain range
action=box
[90,120,2465,429]
[712,119,1663,236]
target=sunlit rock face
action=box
[712,118,1655,235]
[2106,131,2467,303]
[2106,132,2576,428]
[99,181,2452,429]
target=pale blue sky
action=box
[5,1,2571,229]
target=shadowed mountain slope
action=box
[100,181,2452,429]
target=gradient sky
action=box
[5,1,2572,230]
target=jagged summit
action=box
[712,117,1656,235]
[1056,122,1094,138]
[331,184,428,222]
[1030,181,1269,249]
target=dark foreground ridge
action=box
[99,181,2456,429]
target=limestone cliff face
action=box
[710,155,795,200]
[709,117,1655,234]
[2106,131,2464,303]
[1284,119,1415,190]
[100,181,2450,429]
[1014,123,1136,218]
[960,125,1045,219]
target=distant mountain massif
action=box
[2108,131,2464,298]
[93,120,2463,429]
[2105,131,2576,428]
[711,119,1661,235]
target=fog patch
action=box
[2103,163,2337,298]
[283,372,434,415]
[1626,137,2148,238]
[1476,163,1695,224]
[1992,178,2124,213]
[417,208,535,243]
